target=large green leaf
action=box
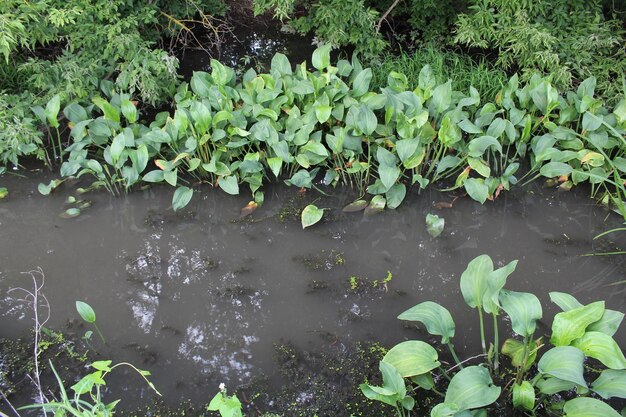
[499,290,542,337]
[535,376,577,395]
[398,301,455,343]
[45,94,61,128]
[218,175,239,195]
[312,44,331,70]
[537,346,587,388]
[550,301,605,346]
[385,183,406,209]
[563,397,621,417]
[463,178,489,204]
[430,403,459,417]
[380,361,406,398]
[382,341,440,377]
[571,331,626,369]
[591,369,626,399]
[444,366,501,411]
[172,186,193,211]
[301,204,324,229]
[379,163,400,190]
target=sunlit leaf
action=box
[563,397,621,417]
[398,301,455,343]
[512,381,534,411]
[301,204,324,229]
[550,301,604,346]
[444,366,500,411]
[76,301,96,323]
[571,331,626,369]
[591,369,626,399]
[537,346,587,388]
[382,340,440,377]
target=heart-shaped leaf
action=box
[591,369,626,399]
[382,340,440,377]
[398,301,455,343]
[301,204,324,229]
[499,290,542,337]
[444,366,501,411]
[571,331,626,369]
[537,346,587,388]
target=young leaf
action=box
[172,186,193,212]
[425,213,444,238]
[563,397,621,417]
[512,381,535,411]
[301,204,324,229]
[444,366,501,411]
[382,340,440,377]
[550,301,605,346]
[76,301,96,324]
[398,301,455,343]
[218,176,239,195]
[312,44,331,70]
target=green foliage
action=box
[362,254,626,416]
[455,0,626,102]
[37,47,626,219]
[20,360,160,417]
[208,385,243,417]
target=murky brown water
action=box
[1,167,625,409]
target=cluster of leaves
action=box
[0,0,227,170]
[362,254,626,417]
[455,0,626,102]
[42,46,626,220]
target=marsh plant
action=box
[38,46,626,223]
[361,254,626,417]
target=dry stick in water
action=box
[7,268,50,417]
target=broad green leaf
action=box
[71,371,104,395]
[540,162,573,178]
[172,186,193,211]
[431,81,452,115]
[571,331,626,369]
[143,170,164,182]
[60,208,81,218]
[550,301,605,346]
[563,397,621,417]
[45,94,61,128]
[444,366,500,411]
[398,301,455,343]
[267,157,282,178]
[352,68,372,97]
[190,71,212,97]
[121,99,138,123]
[76,301,96,323]
[271,53,292,76]
[312,44,331,70]
[90,360,112,372]
[0,187,7,199]
[379,164,400,190]
[386,183,406,209]
[460,255,492,309]
[549,292,583,311]
[512,381,534,411]
[468,136,502,158]
[110,132,126,162]
[357,105,377,136]
[592,369,626,399]
[464,178,489,204]
[218,176,239,195]
[63,103,88,124]
[537,346,587,388]
[301,205,324,229]
[499,290,542,337]
[314,105,332,124]
[359,384,397,406]
[411,373,435,390]
[425,213,444,238]
[382,340,440,377]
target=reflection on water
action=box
[1,173,625,406]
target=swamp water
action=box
[1,169,625,413]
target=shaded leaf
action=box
[398,301,455,343]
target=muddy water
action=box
[1,168,625,409]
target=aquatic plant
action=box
[362,254,626,416]
[208,384,243,417]
[38,46,626,220]
[76,301,105,343]
[21,360,161,417]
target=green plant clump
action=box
[38,46,626,220]
[361,254,626,417]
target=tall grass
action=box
[371,46,508,100]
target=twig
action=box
[0,388,21,417]
[7,268,50,417]
[446,353,488,373]
[376,0,402,35]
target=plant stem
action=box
[478,308,486,354]
[492,313,499,371]
[446,342,463,369]
[93,323,106,344]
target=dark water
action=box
[1,167,625,409]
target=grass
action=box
[371,45,508,100]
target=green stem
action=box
[93,323,106,344]
[478,308,486,354]
[493,313,499,371]
[447,342,463,368]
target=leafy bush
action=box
[362,254,626,417]
[455,0,626,102]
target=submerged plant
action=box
[362,254,626,416]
